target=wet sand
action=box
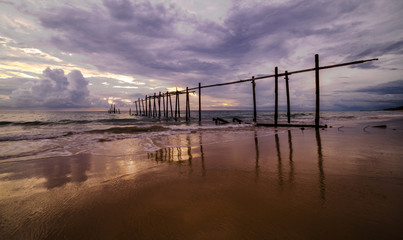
[1,120,403,239]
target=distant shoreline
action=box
[384,106,403,111]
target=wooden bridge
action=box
[133,54,378,128]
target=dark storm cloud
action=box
[103,0,135,21]
[355,80,403,95]
[352,40,403,59]
[36,0,385,86]
[189,0,359,58]
[8,68,94,109]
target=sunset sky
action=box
[0,0,402,110]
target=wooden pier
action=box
[133,54,378,128]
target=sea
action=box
[1,110,402,162]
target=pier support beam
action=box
[186,87,190,122]
[149,96,152,117]
[169,93,173,118]
[315,54,320,127]
[162,93,165,118]
[145,95,148,117]
[252,76,257,123]
[140,99,142,116]
[158,92,161,119]
[175,91,178,121]
[153,93,157,118]
[198,82,202,123]
[178,92,180,118]
[285,71,290,123]
[275,67,278,126]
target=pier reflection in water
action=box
[148,129,326,202]
[147,136,194,164]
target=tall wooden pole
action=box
[145,95,148,117]
[275,67,278,126]
[177,90,181,118]
[158,92,161,119]
[198,82,201,123]
[142,99,145,116]
[169,93,173,118]
[138,98,141,116]
[162,93,165,118]
[285,71,291,123]
[186,87,190,122]
[315,54,320,127]
[166,91,169,118]
[140,99,142,115]
[252,76,257,123]
[149,96,152,117]
[153,93,157,118]
[175,91,178,120]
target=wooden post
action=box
[163,93,166,117]
[175,90,178,120]
[275,67,278,126]
[149,96,152,117]
[158,92,161,119]
[198,82,201,123]
[166,92,169,118]
[169,92,173,118]
[145,95,148,117]
[130,107,132,116]
[177,90,181,118]
[186,87,190,122]
[140,99,142,115]
[141,99,144,116]
[252,76,257,123]
[315,54,320,127]
[285,71,290,123]
[153,93,156,118]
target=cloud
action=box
[8,67,93,109]
[35,0,400,86]
[1,0,403,110]
[355,80,403,95]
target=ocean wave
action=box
[87,125,167,134]
[0,132,74,142]
[0,118,141,127]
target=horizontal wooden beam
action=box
[187,58,378,91]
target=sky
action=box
[0,0,402,111]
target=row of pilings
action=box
[133,54,378,128]
[133,88,193,121]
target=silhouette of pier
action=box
[134,54,377,128]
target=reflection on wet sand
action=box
[288,130,294,185]
[148,146,193,164]
[200,132,206,176]
[254,130,259,182]
[147,129,326,202]
[0,154,92,190]
[316,129,325,203]
[275,133,283,189]
[2,127,403,239]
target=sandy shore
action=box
[1,119,403,239]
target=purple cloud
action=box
[9,68,93,109]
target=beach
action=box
[1,111,403,239]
